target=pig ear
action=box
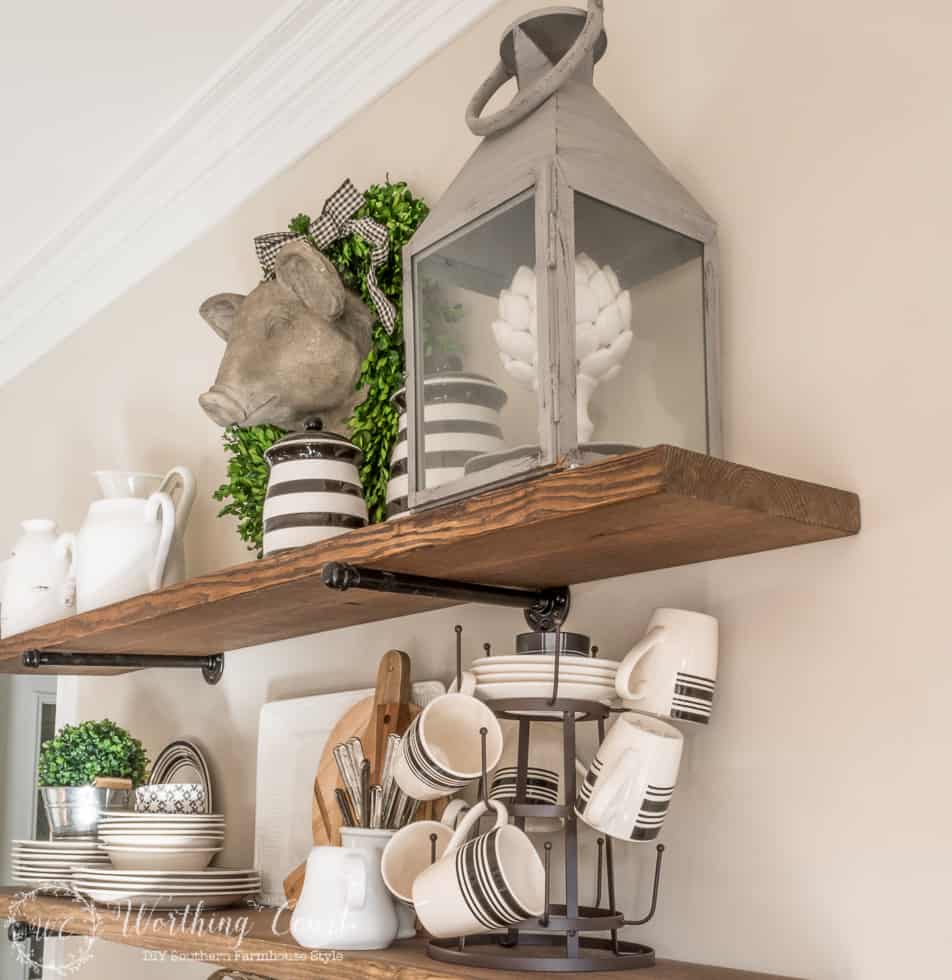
[274,241,346,320]
[200,293,244,341]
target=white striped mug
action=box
[575,713,683,843]
[392,693,503,801]
[412,800,545,938]
[615,609,718,725]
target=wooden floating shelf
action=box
[0,890,801,979]
[0,446,859,675]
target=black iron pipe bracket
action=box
[22,650,225,686]
[7,922,50,944]
[321,562,571,631]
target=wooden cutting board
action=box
[283,650,418,905]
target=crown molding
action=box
[0,0,501,386]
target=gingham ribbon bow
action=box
[254,179,396,332]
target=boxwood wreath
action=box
[38,719,149,788]
[213,179,430,554]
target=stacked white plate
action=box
[71,867,261,909]
[97,812,225,871]
[11,839,110,885]
[472,654,618,702]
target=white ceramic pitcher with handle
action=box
[291,840,398,950]
[157,466,196,586]
[92,466,195,586]
[74,492,175,612]
[0,520,76,636]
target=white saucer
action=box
[476,680,615,701]
[472,665,616,679]
[78,888,257,909]
[472,655,618,671]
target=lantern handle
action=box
[466,0,605,138]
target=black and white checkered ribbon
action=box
[254,179,396,332]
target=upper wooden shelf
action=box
[0,446,859,675]
[0,890,802,979]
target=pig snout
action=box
[199,384,251,427]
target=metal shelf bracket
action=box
[321,562,571,630]
[21,650,225,686]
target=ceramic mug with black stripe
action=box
[412,799,545,938]
[392,693,504,802]
[262,421,368,556]
[490,721,588,834]
[615,609,718,725]
[575,713,683,843]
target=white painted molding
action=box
[0,0,501,386]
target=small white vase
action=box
[0,520,76,637]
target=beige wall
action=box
[2,1,951,976]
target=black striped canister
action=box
[387,373,508,518]
[263,421,367,556]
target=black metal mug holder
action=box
[427,628,665,972]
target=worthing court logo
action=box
[7,881,102,976]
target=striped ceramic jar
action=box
[263,422,367,556]
[386,373,507,517]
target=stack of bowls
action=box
[96,811,225,872]
[386,373,508,517]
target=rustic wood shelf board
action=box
[0,890,802,979]
[0,447,859,674]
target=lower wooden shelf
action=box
[0,890,799,979]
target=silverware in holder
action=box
[426,623,666,973]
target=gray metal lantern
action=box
[400,1,720,513]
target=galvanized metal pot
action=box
[40,786,132,838]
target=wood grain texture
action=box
[0,447,860,674]
[0,890,803,980]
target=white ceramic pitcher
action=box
[157,466,196,586]
[92,466,196,586]
[0,520,76,636]
[291,839,398,951]
[74,493,175,612]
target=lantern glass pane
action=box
[409,191,540,497]
[572,192,708,454]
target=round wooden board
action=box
[311,698,421,846]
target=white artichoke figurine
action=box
[491,253,632,442]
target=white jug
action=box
[341,826,416,940]
[157,466,196,586]
[92,466,196,586]
[0,520,76,637]
[291,841,398,951]
[74,493,175,613]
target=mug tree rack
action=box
[426,625,664,973]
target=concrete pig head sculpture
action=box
[199,241,374,431]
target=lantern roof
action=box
[410,7,715,259]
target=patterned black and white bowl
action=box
[135,783,207,815]
[263,420,367,555]
[386,373,508,517]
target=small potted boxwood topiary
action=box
[38,719,148,837]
